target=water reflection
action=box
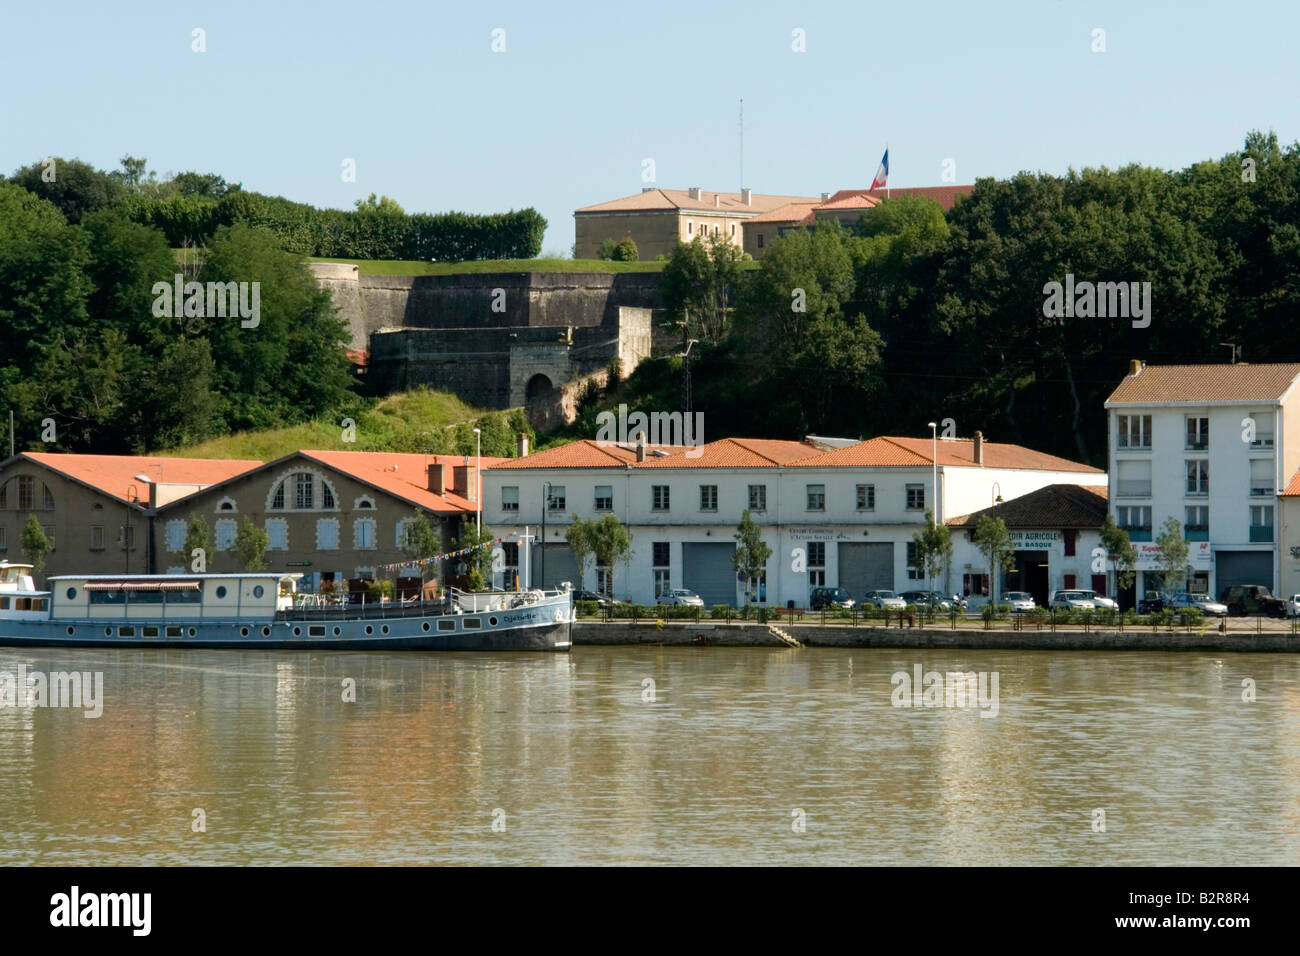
[0,648,1296,865]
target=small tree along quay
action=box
[233,517,269,572]
[451,521,496,592]
[913,508,953,603]
[566,514,632,600]
[20,516,51,576]
[973,514,1015,602]
[731,509,771,607]
[1099,514,1137,595]
[1155,516,1190,593]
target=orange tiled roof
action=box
[20,453,262,505]
[815,194,881,211]
[633,438,822,468]
[790,436,1103,473]
[301,450,507,514]
[1105,363,1300,405]
[1280,470,1300,497]
[486,440,688,470]
[746,201,821,224]
[576,188,820,216]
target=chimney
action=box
[688,187,701,200]
[452,464,478,502]
[516,433,529,458]
[1129,359,1144,375]
[820,192,830,203]
[973,431,984,466]
[427,462,446,494]
[741,188,752,206]
[714,194,720,207]
[636,442,646,463]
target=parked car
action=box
[659,588,704,607]
[1169,591,1228,617]
[863,590,907,610]
[1137,590,1172,614]
[1002,591,1037,612]
[573,589,611,607]
[899,590,951,610]
[1050,590,1096,611]
[1289,594,1300,618]
[809,586,856,610]
[1081,590,1117,610]
[1220,584,1287,618]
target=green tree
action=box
[610,237,639,262]
[233,517,269,571]
[567,514,632,599]
[660,233,744,342]
[452,521,495,591]
[1099,513,1137,593]
[182,514,213,570]
[912,508,953,600]
[20,515,51,576]
[565,517,595,591]
[401,510,442,580]
[1155,515,1190,592]
[731,508,772,606]
[972,514,1015,601]
[8,157,125,223]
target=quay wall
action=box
[573,622,1300,652]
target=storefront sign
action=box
[1130,541,1213,571]
[785,528,852,541]
[1008,531,1060,548]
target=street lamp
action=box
[125,483,138,574]
[927,422,938,519]
[541,481,552,588]
[990,482,1004,602]
[472,427,481,537]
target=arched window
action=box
[267,469,339,512]
[0,475,54,512]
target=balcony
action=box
[1184,528,1209,542]
[1250,485,1275,497]
[1115,481,1152,498]
[1123,528,1152,542]
[1249,526,1274,543]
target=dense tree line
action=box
[586,131,1299,468]
[9,156,547,259]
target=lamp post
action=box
[125,484,138,574]
[990,482,1004,601]
[472,427,481,537]
[541,481,552,588]
[928,422,938,521]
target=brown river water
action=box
[1,646,1296,865]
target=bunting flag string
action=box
[377,532,521,572]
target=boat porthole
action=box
[188,628,196,637]
[262,626,271,637]
[489,616,498,626]
[293,627,302,636]
[334,627,341,636]
[422,622,430,632]
[365,625,373,635]
[216,586,227,599]
[381,625,389,634]
[253,585,264,598]
[67,627,75,636]
[104,627,112,637]
[241,627,249,637]
[66,587,76,600]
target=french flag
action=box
[870,149,889,189]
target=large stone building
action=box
[481,432,1104,607]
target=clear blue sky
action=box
[2,0,1296,254]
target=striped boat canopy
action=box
[83,580,202,591]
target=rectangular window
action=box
[165,521,185,552]
[652,485,670,510]
[906,484,925,510]
[1250,459,1274,496]
[653,542,670,567]
[43,486,54,511]
[321,484,335,509]
[653,568,671,598]
[1117,506,1153,541]
[91,525,107,550]
[597,568,613,597]
[1063,574,1076,590]
[906,541,924,580]
[547,486,566,512]
[355,518,376,549]
[699,485,718,511]
[806,484,825,511]
[266,519,287,551]
[594,485,613,511]
[501,486,519,511]
[317,519,339,550]
[808,541,825,587]
[1186,460,1209,495]
[0,527,6,551]
[1117,414,1153,449]
[437,619,456,632]
[757,233,764,249]
[1063,530,1077,557]
[1250,412,1274,448]
[748,484,766,512]
[215,519,236,551]
[857,484,875,511]
[1116,459,1152,498]
[1185,416,1209,450]
[120,525,135,550]
[1250,504,1274,543]
[502,542,518,567]
[295,473,313,509]
[17,476,33,511]
[1185,505,1209,541]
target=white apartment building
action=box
[482,434,1103,607]
[1104,360,1300,603]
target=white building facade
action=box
[483,435,1104,607]
[1104,361,1300,603]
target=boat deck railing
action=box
[277,587,570,622]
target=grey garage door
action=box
[1214,550,1275,599]
[682,542,738,608]
[536,543,580,590]
[837,542,894,602]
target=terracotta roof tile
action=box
[576,189,821,216]
[486,440,686,470]
[746,201,820,224]
[1280,469,1300,496]
[946,484,1109,529]
[301,450,507,514]
[1105,363,1300,405]
[633,438,822,468]
[791,436,1103,473]
[21,453,262,504]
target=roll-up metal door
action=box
[1214,550,1275,599]
[682,542,737,608]
[837,542,894,602]
[537,543,580,590]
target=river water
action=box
[1,646,1296,865]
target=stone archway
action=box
[525,373,554,402]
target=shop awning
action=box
[83,580,202,592]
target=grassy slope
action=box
[159,390,500,460]
[306,257,667,275]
